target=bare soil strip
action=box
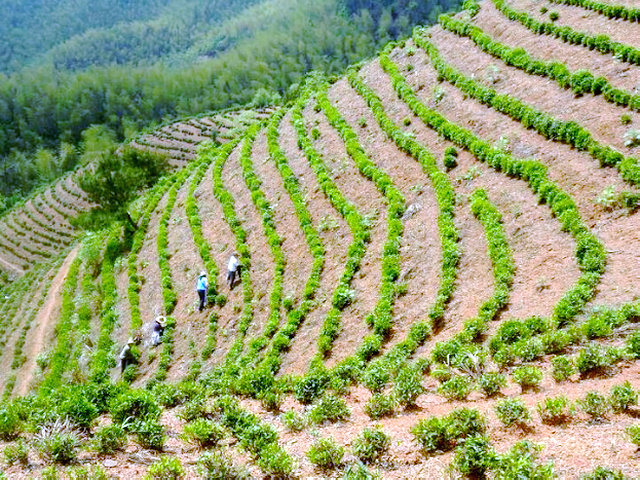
[14,246,79,396]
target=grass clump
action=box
[145,456,185,479]
[512,365,543,392]
[34,419,82,465]
[352,426,390,464]
[495,398,531,429]
[308,394,350,424]
[581,466,626,479]
[306,437,344,469]
[537,396,575,425]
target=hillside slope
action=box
[1,0,640,477]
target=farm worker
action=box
[197,271,208,312]
[120,338,136,375]
[152,316,166,346]
[227,253,240,290]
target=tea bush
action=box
[609,381,638,413]
[450,434,495,479]
[492,440,555,479]
[3,439,28,466]
[364,393,395,420]
[92,424,127,455]
[495,398,531,428]
[551,355,575,382]
[0,404,20,440]
[362,359,391,393]
[626,424,640,446]
[134,420,166,450]
[412,408,486,454]
[307,437,344,469]
[581,466,626,480]
[537,396,575,425]
[197,450,250,480]
[576,344,615,377]
[280,410,307,432]
[438,375,472,401]
[255,443,294,477]
[512,366,543,392]
[183,419,227,449]
[352,426,390,464]
[145,456,185,480]
[393,364,425,407]
[477,372,506,397]
[308,394,350,424]
[579,391,610,420]
[110,390,161,427]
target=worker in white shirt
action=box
[227,253,240,290]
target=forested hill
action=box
[0,0,462,209]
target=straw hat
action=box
[200,271,207,277]
[156,316,166,326]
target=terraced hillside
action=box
[1,0,640,478]
[0,109,271,278]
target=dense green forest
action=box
[0,0,463,208]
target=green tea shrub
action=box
[255,444,294,477]
[0,405,20,440]
[492,440,555,479]
[151,383,187,408]
[364,393,395,420]
[259,390,283,413]
[183,419,227,449]
[145,456,185,479]
[307,437,344,469]
[110,390,161,427]
[280,410,307,432]
[197,450,250,480]
[579,391,610,420]
[495,398,531,428]
[450,435,495,479]
[430,363,453,382]
[609,381,638,413]
[393,364,425,407]
[343,462,380,479]
[92,424,127,455]
[178,396,210,422]
[40,466,59,480]
[627,331,640,358]
[537,396,574,425]
[512,366,543,392]
[551,355,575,382]
[581,466,626,480]
[308,394,350,424]
[412,408,485,454]
[67,464,109,480]
[477,372,506,397]
[576,344,614,377]
[3,439,28,465]
[352,426,390,464]
[294,370,329,404]
[626,424,640,446]
[438,375,472,401]
[134,420,166,450]
[362,359,391,393]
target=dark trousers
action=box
[227,269,236,289]
[198,289,206,311]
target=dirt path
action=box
[14,245,80,396]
